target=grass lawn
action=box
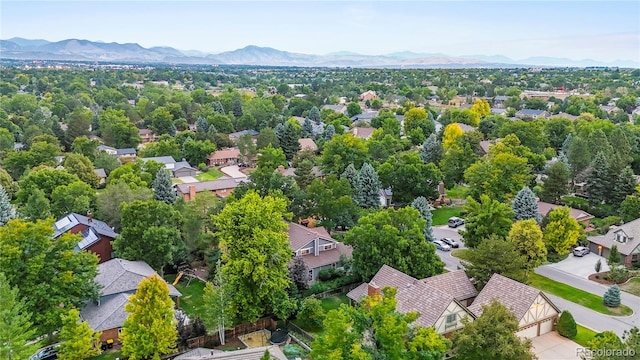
[446,185,468,199]
[432,206,463,226]
[573,325,598,347]
[165,274,207,319]
[172,178,184,184]
[195,168,224,181]
[451,249,473,262]
[320,294,350,313]
[620,278,640,296]
[527,273,633,316]
[89,350,122,360]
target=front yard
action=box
[573,325,598,347]
[432,206,463,226]
[620,277,640,296]
[195,168,224,181]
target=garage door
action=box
[516,324,538,339]
[539,318,554,335]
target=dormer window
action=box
[616,232,628,244]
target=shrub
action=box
[317,268,344,282]
[603,285,621,307]
[297,298,325,329]
[608,266,629,284]
[283,344,307,357]
[304,274,361,296]
[595,259,602,273]
[556,310,577,339]
[609,245,621,266]
[198,163,208,171]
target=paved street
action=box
[432,226,463,271]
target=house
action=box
[588,218,640,267]
[515,109,549,119]
[174,346,286,360]
[350,127,374,140]
[278,165,324,179]
[287,222,352,282]
[207,148,240,166]
[98,145,117,155]
[379,188,393,207]
[138,129,157,144]
[494,95,509,107]
[298,138,318,152]
[468,274,560,338]
[599,104,618,114]
[52,212,118,264]
[322,104,347,114]
[115,148,137,160]
[94,168,107,185]
[457,123,476,132]
[347,265,476,336]
[228,129,259,144]
[350,111,379,123]
[536,201,594,228]
[359,90,378,101]
[293,116,325,136]
[478,138,501,156]
[174,177,247,201]
[490,108,506,115]
[551,112,579,121]
[80,258,181,343]
[140,156,196,178]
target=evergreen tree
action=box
[280,122,301,161]
[540,161,570,204]
[566,136,591,178]
[556,310,577,339]
[561,133,572,154]
[121,275,178,360]
[57,309,102,360]
[153,169,176,204]
[611,167,637,205]
[586,152,609,205]
[302,117,314,138]
[20,188,51,221]
[309,106,321,124]
[341,163,358,189]
[603,285,621,307]
[0,184,12,226]
[294,159,316,190]
[231,97,243,118]
[0,273,41,360]
[511,187,542,222]
[324,124,335,140]
[411,196,435,242]
[195,117,209,133]
[609,245,621,266]
[288,255,311,291]
[588,129,613,159]
[274,122,285,143]
[260,349,271,360]
[356,163,381,209]
[420,133,443,165]
[212,101,225,114]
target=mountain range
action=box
[0,38,636,68]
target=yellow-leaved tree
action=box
[120,274,177,360]
[542,207,584,256]
[470,99,491,119]
[57,309,102,360]
[442,123,464,151]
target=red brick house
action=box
[52,212,118,263]
[207,148,240,166]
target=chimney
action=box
[189,185,196,201]
[367,281,381,297]
[87,211,93,222]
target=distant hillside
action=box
[0,37,634,68]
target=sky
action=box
[1,1,639,63]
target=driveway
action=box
[220,165,247,179]
[545,252,610,279]
[178,176,198,183]
[433,227,464,271]
[531,332,581,360]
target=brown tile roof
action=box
[588,217,640,255]
[351,127,374,139]
[468,274,544,321]
[422,270,477,302]
[347,264,418,301]
[287,222,332,250]
[537,201,594,222]
[208,148,240,161]
[298,138,318,152]
[301,243,352,270]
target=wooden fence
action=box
[185,317,276,349]
[287,322,316,347]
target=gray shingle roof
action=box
[96,258,181,297]
[81,293,130,332]
[422,270,477,302]
[53,213,118,239]
[588,218,640,255]
[116,148,136,156]
[468,273,546,320]
[140,156,176,165]
[93,168,107,178]
[174,177,246,194]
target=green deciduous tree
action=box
[183,139,216,166]
[62,153,101,187]
[567,136,591,178]
[16,167,80,204]
[71,136,100,161]
[202,261,232,345]
[95,182,154,232]
[512,187,542,222]
[542,206,584,256]
[57,308,102,360]
[0,272,41,360]
[121,274,178,360]
[113,200,184,274]
[411,196,435,242]
[507,219,546,272]
[556,310,577,339]
[153,169,177,204]
[213,191,295,322]
[465,237,527,289]
[609,245,621,266]
[461,195,514,248]
[620,195,640,223]
[343,207,444,281]
[347,102,362,118]
[257,127,279,149]
[51,181,97,218]
[98,108,141,148]
[0,219,99,336]
[465,152,532,203]
[321,133,369,175]
[452,300,535,360]
[378,152,442,205]
[20,188,51,220]
[298,297,325,329]
[540,161,570,204]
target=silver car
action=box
[433,240,451,251]
[573,246,590,257]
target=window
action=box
[300,248,312,255]
[321,244,334,251]
[118,327,123,334]
[445,314,457,329]
[616,232,627,244]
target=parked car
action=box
[440,237,460,248]
[433,240,451,251]
[573,246,590,257]
[447,217,465,228]
[30,345,60,360]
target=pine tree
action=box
[195,117,209,133]
[153,169,176,204]
[556,310,577,339]
[356,163,381,209]
[294,159,316,190]
[411,196,435,242]
[561,133,572,154]
[231,97,243,118]
[260,349,272,360]
[324,124,335,140]
[212,101,225,114]
[121,274,178,360]
[309,106,321,124]
[57,308,102,360]
[341,163,358,189]
[512,187,542,222]
[586,152,609,205]
[420,133,443,164]
[302,117,314,138]
[603,285,621,307]
[611,167,637,205]
[540,161,569,204]
[609,245,621,266]
[280,122,301,161]
[588,129,613,159]
[0,184,13,226]
[0,273,41,360]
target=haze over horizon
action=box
[1,1,639,65]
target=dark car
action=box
[30,345,60,360]
[440,237,460,248]
[573,246,590,257]
[447,217,465,228]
